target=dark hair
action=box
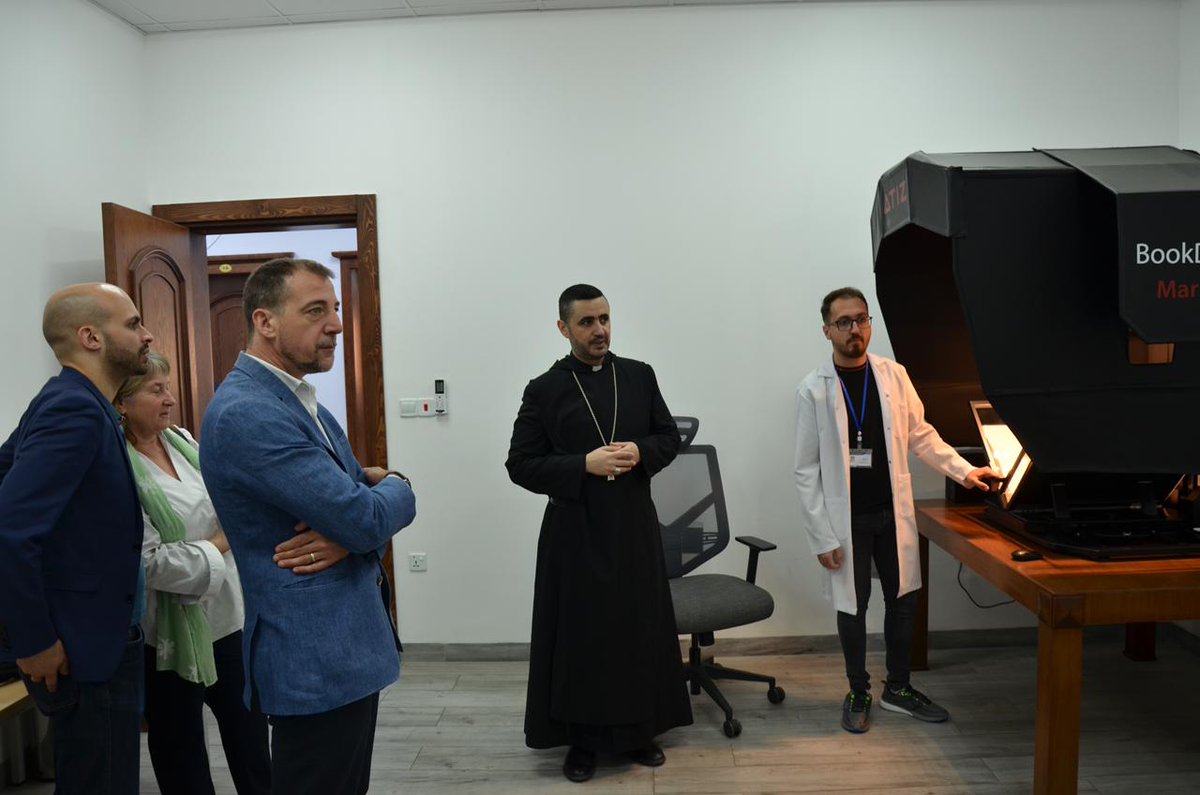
[558,284,605,323]
[243,258,335,337]
[820,286,868,323]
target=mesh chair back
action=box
[653,417,730,578]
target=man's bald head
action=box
[42,283,131,361]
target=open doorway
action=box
[206,227,357,432]
[102,194,396,608]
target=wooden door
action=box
[209,272,249,388]
[102,203,213,433]
[207,252,293,387]
[331,250,366,456]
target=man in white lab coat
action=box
[793,287,996,734]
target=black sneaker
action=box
[840,690,871,733]
[880,683,949,722]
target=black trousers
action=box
[143,631,271,795]
[835,510,918,695]
[269,691,380,795]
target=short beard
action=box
[571,340,606,365]
[837,338,866,358]
[280,341,330,375]
[105,344,148,379]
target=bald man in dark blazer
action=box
[0,283,154,794]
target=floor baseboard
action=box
[403,623,1200,663]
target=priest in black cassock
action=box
[506,284,692,783]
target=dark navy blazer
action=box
[200,354,416,716]
[0,368,144,682]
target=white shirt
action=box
[245,353,332,448]
[140,428,245,645]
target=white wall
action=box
[0,0,147,426]
[138,0,1182,643]
[206,228,357,431]
[1183,0,1200,148]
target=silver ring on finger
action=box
[309,552,317,564]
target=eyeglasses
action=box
[829,315,872,332]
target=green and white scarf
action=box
[128,429,218,687]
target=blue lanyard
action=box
[837,366,870,446]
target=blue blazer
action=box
[0,368,143,682]
[200,353,416,716]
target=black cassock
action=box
[506,352,693,751]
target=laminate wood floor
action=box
[8,637,1200,793]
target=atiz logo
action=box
[882,178,908,216]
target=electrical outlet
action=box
[408,552,427,572]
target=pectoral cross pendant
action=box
[573,365,620,483]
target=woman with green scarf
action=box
[116,353,270,795]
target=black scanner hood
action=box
[870,146,1200,475]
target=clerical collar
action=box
[566,352,609,372]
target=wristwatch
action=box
[386,471,412,487]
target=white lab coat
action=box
[793,354,975,614]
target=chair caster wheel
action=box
[722,718,742,738]
[767,686,786,704]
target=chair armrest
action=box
[735,536,777,552]
[735,536,777,584]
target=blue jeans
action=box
[22,627,144,794]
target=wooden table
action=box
[1,679,34,786]
[0,680,31,721]
[913,500,1200,795]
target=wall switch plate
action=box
[400,399,436,417]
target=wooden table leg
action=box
[1034,618,1082,795]
[912,534,930,672]
[1123,622,1156,661]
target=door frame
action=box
[153,195,396,617]
[152,195,389,469]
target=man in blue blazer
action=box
[201,258,416,795]
[0,283,153,794]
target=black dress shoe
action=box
[563,746,595,782]
[626,742,666,767]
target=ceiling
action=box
[89,0,811,33]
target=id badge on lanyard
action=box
[839,368,873,469]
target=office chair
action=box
[654,417,783,738]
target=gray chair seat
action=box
[670,574,774,635]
